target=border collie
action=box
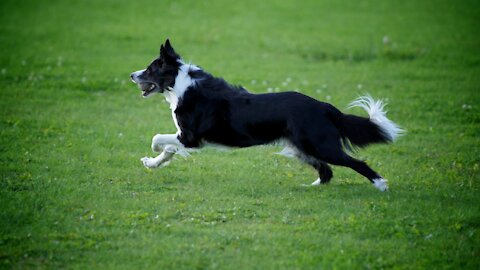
[130,39,403,191]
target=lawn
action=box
[1,0,479,269]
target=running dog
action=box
[130,39,403,191]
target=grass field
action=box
[1,0,479,269]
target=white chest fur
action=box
[161,61,201,137]
[163,91,181,135]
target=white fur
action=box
[275,146,298,158]
[310,178,322,186]
[141,145,177,168]
[300,178,322,187]
[348,95,404,142]
[373,178,388,191]
[163,91,182,135]
[151,134,180,151]
[168,61,200,101]
[150,134,190,158]
[143,61,200,169]
[275,141,327,187]
[274,139,301,158]
[162,61,201,134]
[131,69,146,82]
[202,141,233,151]
[275,139,319,168]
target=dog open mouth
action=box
[139,82,157,97]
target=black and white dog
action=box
[130,39,403,191]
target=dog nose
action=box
[130,73,137,83]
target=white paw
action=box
[301,178,322,187]
[373,178,389,192]
[310,178,322,186]
[141,157,159,169]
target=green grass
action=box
[1,0,479,269]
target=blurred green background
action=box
[1,0,479,269]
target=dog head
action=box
[130,39,181,97]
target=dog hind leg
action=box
[318,163,333,183]
[321,151,388,191]
[288,125,388,191]
[305,161,333,186]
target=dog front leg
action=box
[141,145,177,169]
[141,134,187,169]
[151,134,182,152]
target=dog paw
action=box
[301,178,322,187]
[141,157,159,169]
[373,178,389,191]
[310,178,322,186]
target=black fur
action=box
[133,39,400,186]
[173,74,387,183]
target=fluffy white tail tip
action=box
[349,95,404,142]
[373,178,389,191]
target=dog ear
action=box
[165,39,180,58]
[164,39,174,53]
[160,44,167,59]
[159,45,177,66]
[160,39,180,65]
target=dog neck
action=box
[163,60,201,109]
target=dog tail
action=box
[335,95,404,148]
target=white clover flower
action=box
[383,36,390,45]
